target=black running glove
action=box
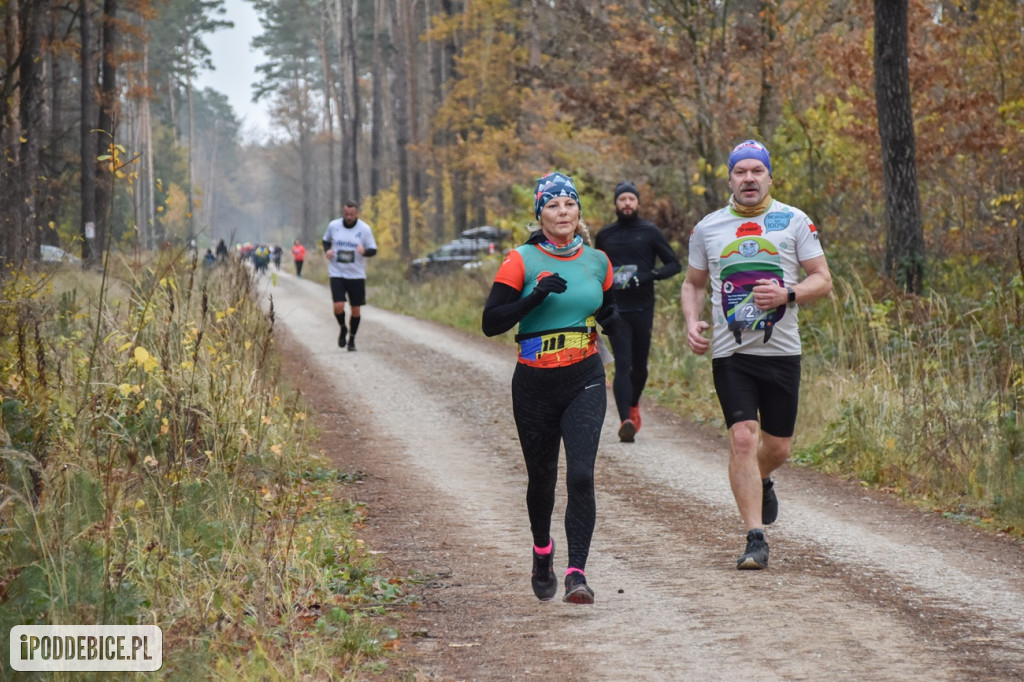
[595,304,620,336]
[533,273,567,298]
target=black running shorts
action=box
[711,353,801,437]
[329,277,367,306]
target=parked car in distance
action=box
[407,227,511,280]
[40,244,82,265]
[458,225,510,243]
[408,239,492,280]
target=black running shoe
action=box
[563,572,594,604]
[737,529,769,570]
[618,419,636,443]
[762,477,778,526]
[530,541,557,601]
[337,325,347,348]
[347,337,356,352]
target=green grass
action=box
[0,253,414,679]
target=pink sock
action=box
[565,567,585,577]
[533,541,552,555]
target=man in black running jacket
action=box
[595,182,681,443]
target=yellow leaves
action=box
[160,418,169,435]
[118,383,141,397]
[134,346,159,372]
[144,455,158,468]
[134,499,146,510]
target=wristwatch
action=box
[786,285,796,303]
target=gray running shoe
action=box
[762,477,778,525]
[531,541,557,601]
[563,572,595,604]
[737,529,769,570]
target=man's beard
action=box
[616,208,638,223]
[343,218,357,228]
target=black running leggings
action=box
[511,353,606,572]
[609,307,655,422]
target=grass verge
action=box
[0,252,414,679]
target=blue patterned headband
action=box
[534,172,581,219]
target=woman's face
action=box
[539,196,580,244]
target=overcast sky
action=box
[193,0,272,140]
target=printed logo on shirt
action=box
[736,222,762,238]
[764,211,794,232]
[719,236,787,344]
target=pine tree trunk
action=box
[80,0,98,262]
[874,0,924,294]
[389,0,411,258]
[94,0,118,257]
[370,0,385,198]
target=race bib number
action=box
[336,249,356,263]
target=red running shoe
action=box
[629,405,642,431]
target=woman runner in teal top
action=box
[482,172,619,604]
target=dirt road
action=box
[262,270,1024,681]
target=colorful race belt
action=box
[516,329,597,367]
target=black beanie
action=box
[614,182,639,201]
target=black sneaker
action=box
[762,477,778,526]
[562,572,594,604]
[337,324,347,348]
[530,541,557,601]
[618,419,636,443]
[347,337,356,352]
[737,529,769,570]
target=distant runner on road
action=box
[323,200,378,352]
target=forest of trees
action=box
[2,0,1022,288]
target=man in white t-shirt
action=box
[323,201,378,351]
[680,140,833,570]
